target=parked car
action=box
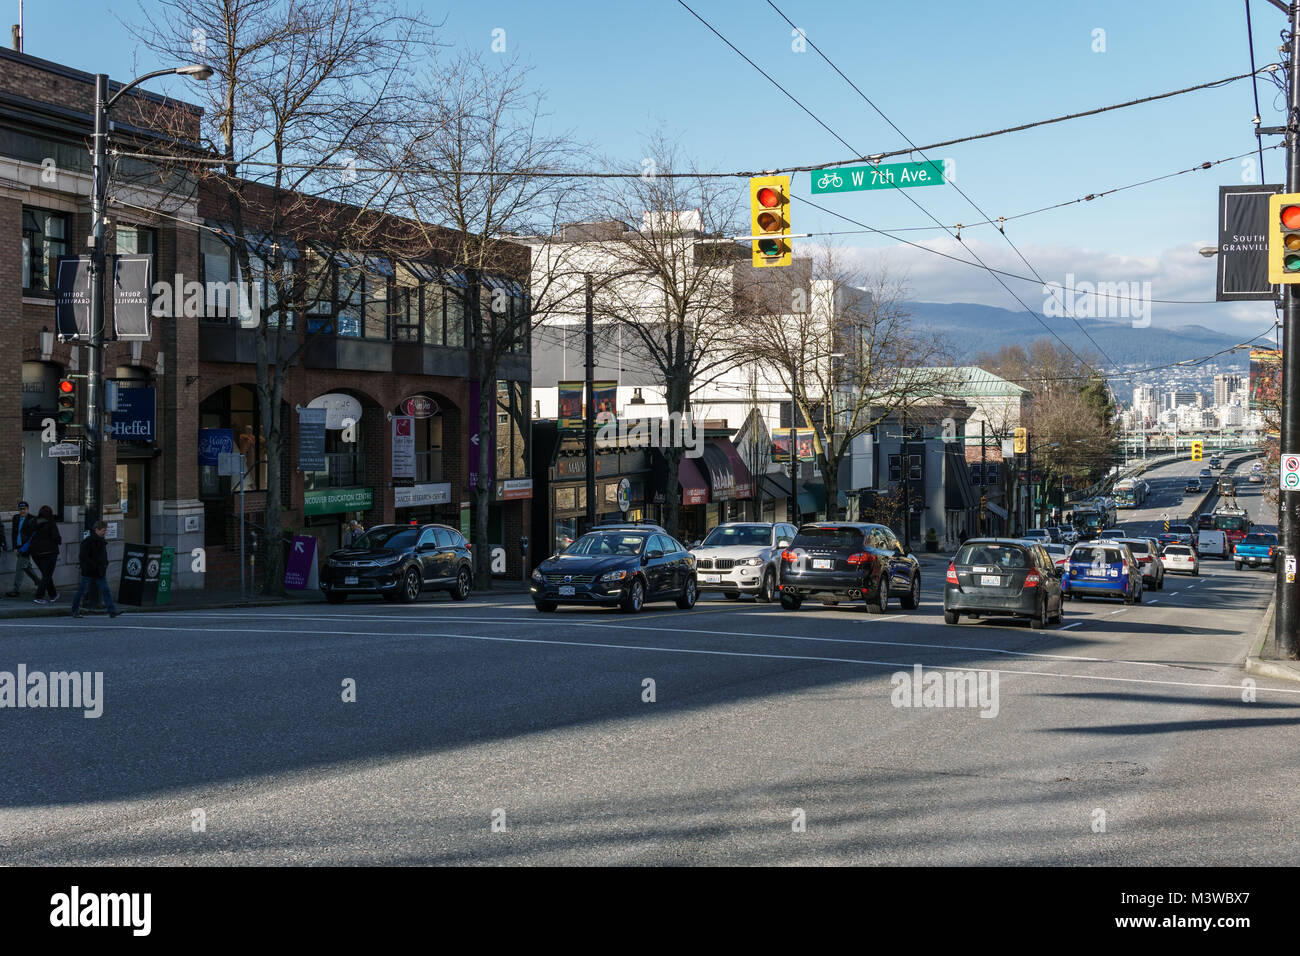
[320,523,472,604]
[943,538,1064,628]
[1061,542,1143,604]
[1197,527,1229,559]
[1234,531,1278,571]
[690,521,797,602]
[1117,537,1164,590]
[777,523,921,613]
[530,527,697,613]
[1160,543,1199,576]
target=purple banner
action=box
[467,379,496,490]
[284,534,318,590]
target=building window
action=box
[21,208,68,294]
[422,283,444,346]
[365,271,388,339]
[201,230,235,322]
[445,287,465,347]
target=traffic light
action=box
[56,378,76,425]
[750,175,792,268]
[1268,192,1300,284]
[1191,440,1203,462]
[1013,427,1027,455]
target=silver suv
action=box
[690,522,797,602]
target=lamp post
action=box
[84,64,211,530]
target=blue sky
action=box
[20,0,1288,336]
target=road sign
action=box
[48,441,81,459]
[1282,454,1300,490]
[1288,554,1297,584]
[811,161,944,195]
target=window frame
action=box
[22,207,70,296]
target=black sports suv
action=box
[530,527,697,613]
[777,522,922,613]
[320,523,473,604]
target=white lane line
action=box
[1168,591,1180,596]
[1059,622,1083,630]
[0,618,1291,696]
[1108,609,1127,615]
[1148,599,1160,604]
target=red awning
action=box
[678,455,709,505]
[714,438,753,499]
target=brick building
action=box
[0,46,531,594]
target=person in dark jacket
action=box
[6,501,40,597]
[29,505,62,604]
[70,521,119,618]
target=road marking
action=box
[1108,609,1127,615]
[1168,591,1180,596]
[1148,599,1160,604]
[2,619,1292,696]
[1059,622,1082,630]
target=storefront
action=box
[650,450,710,543]
[304,485,374,554]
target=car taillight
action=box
[846,552,872,566]
[946,562,958,584]
[1139,556,1151,563]
[1269,546,1275,556]
[781,549,797,562]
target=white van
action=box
[1198,528,1228,559]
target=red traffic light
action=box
[756,186,782,208]
[1283,205,1300,230]
[58,380,74,393]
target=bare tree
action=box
[741,246,953,521]
[128,0,434,593]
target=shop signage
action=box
[117,543,163,607]
[285,535,319,590]
[496,478,533,501]
[395,482,452,508]
[199,428,235,466]
[108,386,155,442]
[303,486,372,516]
[307,392,363,430]
[392,415,415,479]
[298,407,327,472]
[401,395,438,419]
[617,477,631,512]
[112,254,153,340]
[54,256,92,338]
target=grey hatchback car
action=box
[943,538,1064,628]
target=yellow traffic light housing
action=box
[1268,192,1300,284]
[1191,440,1203,462]
[1013,427,1027,455]
[750,175,791,268]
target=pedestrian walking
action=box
[69,521,119,619]
[6,501,40,597]
[29,505,62,604]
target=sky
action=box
[15,0,1290,343]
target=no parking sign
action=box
[1283,455,1300,491]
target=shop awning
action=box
[651,450,709,506]
[944,445,978,511]
[760,472,791,501]
[699,443,735,501]
[713,438,753,499]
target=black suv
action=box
[320,523,473,604]
[777,522,922,613]
[530,527,697,613]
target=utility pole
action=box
[1277,0,1300,659]
[85,73,109,532]
[788,372,799,527]
[584,273,596,531]
[901,408,910,551]
[980,419,987,536]
[1025,435,1033,533]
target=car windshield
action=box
[702,525,771,547]
[1072,547,1121,564]
[566,533,646,556]
[794,527,865,549]
[1216,515,1248,532]
[956,543,1029,567]
[353,528,419,550]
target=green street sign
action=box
[304,486,373,516]
[811,161,945,194]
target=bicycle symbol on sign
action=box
[817,171,843,190]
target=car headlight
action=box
[743,557,762,566]
[600,569,630,583]
[531,568,543,583]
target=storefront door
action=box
[116,462,148,542]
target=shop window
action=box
[495,380,529,480]
[21,208,68,294]
[198,384,266,494]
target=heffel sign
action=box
[810,161,945,194]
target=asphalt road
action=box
[0,501,1290,865]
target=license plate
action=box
[700,574,720,583]
[813,559,833,569]
[980,575,1000,586]
[559,585,576,596]
[344,576,359,585]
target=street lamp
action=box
[83,64,210,529]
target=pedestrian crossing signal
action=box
[1191,440,1203,462]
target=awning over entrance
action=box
[651,450,709,505]
[698,443,735,501]
[713,438,753,499]
[760,472,791,501]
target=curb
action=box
[1242,599,1300,683]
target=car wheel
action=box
[943,609,960,625]
[1193,569,1199,576]
[325,591,347,604]
[1157,574,1164,591]
[451,567,471,601]
[398,567,421,604]
[779,591,802,611]
[758,569,776,604]
[867,575,888,614]
[676,576,698,610]
[899,574,921,610]
[534,600,558,613]
[1031,596,1046,629]
[723,591,741,600]
[621,578,645,614]
[1235,561,1242,571]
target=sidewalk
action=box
[1242,599,1300,683]
[0,579,533,619]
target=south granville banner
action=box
[1217,185,1280,302]
[54,255,92,338]
[113,254,154,340]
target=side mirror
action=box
[776,539,791,548]
[644,549,663,562]
[418,542,437,552]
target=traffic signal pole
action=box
[84,73,108,532]
[1277,1,1300,659]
